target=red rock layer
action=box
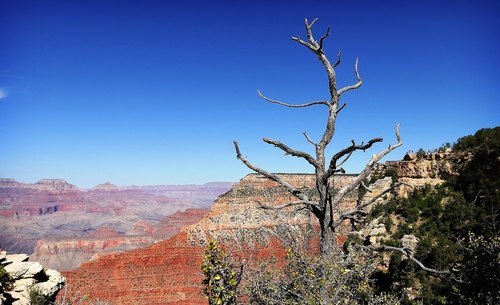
[63,174,359,304]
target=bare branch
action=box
[333,50,342,69]
[374,245,450,275]
[263,137,319,168]
[336,102,347,114]
[331,124,403,204]
[303,132,317,147]
[335,182,404,227]
[338,57,362,96]
[318,25,330,50]
[307,18,318,29]
[336,150,353,169]
[291,36,317,52]
[258,90,328,108]
[233,141,309,201]
[323,137,384,181]
[256,200,320,210]
[360,181,373,193]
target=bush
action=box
[246,247,400,305]
[28,285,50,305]
[0,265,13,290]
[201,240,242,305]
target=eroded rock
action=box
[0,251,65,305]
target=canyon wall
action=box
[0,180,231,271]
[62,173,374,304]
[62,151,469,304]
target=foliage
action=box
[448,234,500,304]
[246,247,400,305]
[365,127,500,304]
[201,240,242,305]
[28,285,50,305]
[0,264,13,291]
[453,127,500,153]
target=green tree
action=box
[201,240,242,305]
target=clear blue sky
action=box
[1,0,499,188]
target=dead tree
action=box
[233,18,402,258]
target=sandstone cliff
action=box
[62,174,377,304]
[30,209,208,271]
[61,151,473,305]
[375,150,471,196]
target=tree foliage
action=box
[246,247,400,305]
[365,127,500,304]
[201,240,242,305]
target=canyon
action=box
[0,179,232,271]
[61,151,469,304]
[1,150,471,304]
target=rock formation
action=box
[0,250,65,305]
[376,150,472,196]
[61,174,373,304]
[30,209,208,271]
[61,151,474,304]
[0,180,231,271]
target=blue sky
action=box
[1,0,499,188]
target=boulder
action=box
[2,254,29,265]
[401,235,420,253]
[0,251,65,305]
[4,262,43,280]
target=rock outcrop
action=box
[61,174,369,304]
[375,150,473,196]
[61,150,473,304]
[0,250,65,305]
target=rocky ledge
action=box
[0,250,65,305]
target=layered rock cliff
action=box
[0,180,231,271]
[375,150,472,195]
[30,209,208,271]
[61,151,473,305]
[61,174,368,304]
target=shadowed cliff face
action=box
[0,180,232,271]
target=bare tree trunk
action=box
[234,18,402,256]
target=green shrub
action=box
[28,285,50,305]
[201,240,242,305]
[0,265,13,291]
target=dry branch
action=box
[373,245,450,275]
[334,182,404,228]
[263,137,318,168]
[331,124,402,206]
[257,90,328,108]
[233,141,309,202]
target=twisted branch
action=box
[263,138,319,168]
[373,245,450,275]
[258,90,328,108]
[338,58,362,97]
[324,137,384,180]
[233,141,309,202]
[334,182,404,227]
[331,124,402,205]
